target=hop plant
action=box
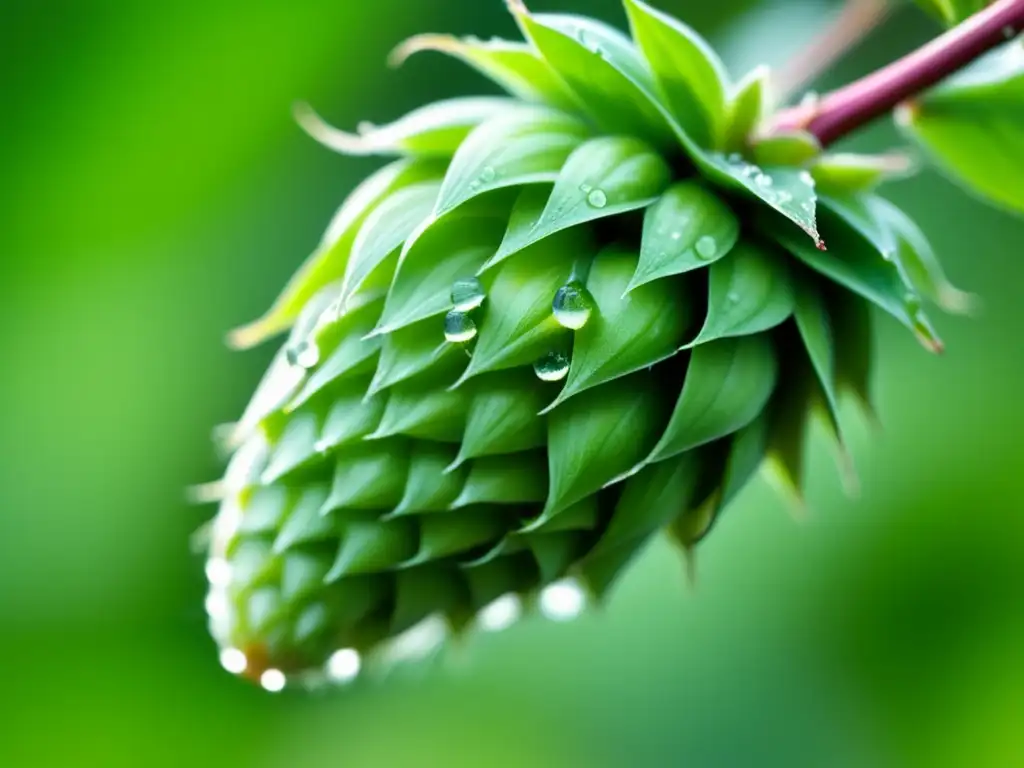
[198,0,1024,690]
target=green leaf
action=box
[592,452,701,556]
[793,278,841,424]
[644,335,778,466]
[897,39,1024,215]
[340,182,442,304]
[227,158,444,349]
[325,516,418,579]
[521,496,598,535]
[542,371,663,520]
[230,349,308,444]
[760,345,816,512]
[817,193,898,260]
[411,508,510,563]
[511,7,676,149]
[451,452,548,508]
[454,370,549,467]
[460,231,583,382]
[317,383,386,452]
[273,485,334,552]
[826,286,876,417]
[434,106,591,217]
[322,442,409,512]
[373,214,507,336]
[628,181,740,292]
[287,296,384,410]
[685,238,794,347]
[576,536,653,602]
[389,443,467,516]
[623,0,729,148]
[705,154,823,246]
[810,152,915,195]
[294,97,517,157]
[367,380,471,443]
[723,65,768,153]
[718,410,771,510]
[367,320,464,396]
[869,195,976,314]
[490,136,671,264]
[261,410,322,483]
[750,130,821,167]
[389,34,582,111]
[391,565,467,633]
[236,485,289,536]
[762,206,944,352]
[546,246,690,410]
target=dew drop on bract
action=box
[695,235,717,261]
[727,291,741,304]
[586,189,608,209]
[451,276,486,312]
[444,310,478,343]
[286,339,320,369]
[579,183,593,194]
[479,165,497,183]
[552,280,594,330]
[534,350,571,382]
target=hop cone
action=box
[200,0,970,689]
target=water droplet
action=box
[205,558,232,588]
[727,153,743,163]
[204,590,229,621]
[903,291,922,315]
[444,310,477,343]
[727,291,741,304]
[219,648,248,674]
[451,276,485,311]
[286,339,320,369]
[579,183,593,194]
[326,648,361,683]
[695,235,718,261]
[478,594,522,632]
[260,668,286,692]
[586,189,607,209]
[799,170,815,186]
[552,280,594,330]
[670,231,681,241]
[479,165,497,183]
[539,579,585,621]
[755,174,773,188]
[534,351,570,382]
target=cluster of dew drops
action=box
[443,271,596,383]
[210,546,587,693]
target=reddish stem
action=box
[770,0,1024,146]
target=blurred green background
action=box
[2,0,1021,765]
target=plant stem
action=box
[769,0,1024,146]
[773,0,894,102]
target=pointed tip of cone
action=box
[444,456,467,474]
[226,318,286,351]
[388,33,457,69]
[939,287,980,317]
[186,481,227,505]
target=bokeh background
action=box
[2,0,1022,765]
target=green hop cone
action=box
[198,0,971,690]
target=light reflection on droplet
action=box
[326,648,362,683]
[205,558,232,588]
[260,668,287,692]
[478,594,521,632]
[539,579,585,622]
[204,591,229,621]
[381,615,447,664]
[219,648,248,674]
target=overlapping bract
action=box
[201,0,967,689]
